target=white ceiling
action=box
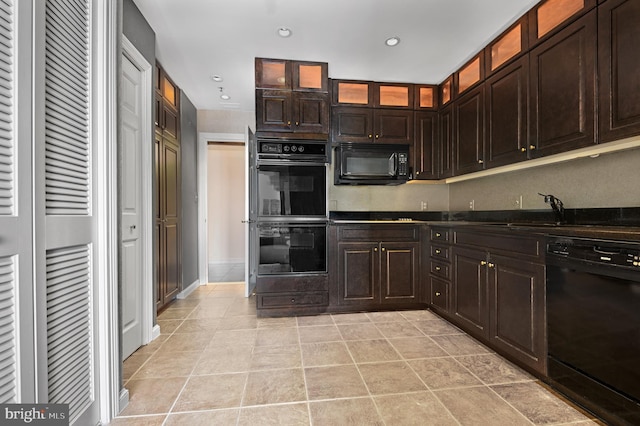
[132,0,540,112]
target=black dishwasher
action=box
[546,236,640,425]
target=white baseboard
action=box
[118,387,129,414]
[177,279,200,299]
[151,324,161,341]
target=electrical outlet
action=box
[469,199,475,210]
[420,201,428,211]
[515,195,524,209]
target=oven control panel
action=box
[258,140,329,162]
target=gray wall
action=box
[449,147,640,211]
[180,91,199,287]
[122,0,155,65]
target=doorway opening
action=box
[207,142,246,283]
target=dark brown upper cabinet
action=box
[374,82,414,109]
[156,64,179,140]
[485,56,529,169]
[454,84,485,175]
[598,0,640,143]
[255,58,329,137]
[529,11,597,158]
[455,53,485,96]
[414,85,439,110]
[332,80,414,109]
[438,103,454,179]
[256,90,329,134]
[414,111,439,180]
[331,107,413,144]
[485,16,529,76]
[331,80,374,106]
[255,58,328,92]
[528,0,597,47]
[439,75,454,106]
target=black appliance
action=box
[253,139,329,277]
[257,223,327,275]
[546,236,640,425]
[335,143,410,185]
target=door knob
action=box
[480,260,487,266]
[435,292,441,297]
[129,225,136,230]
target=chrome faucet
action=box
[538,193,565,224]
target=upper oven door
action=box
[257,162,327,220]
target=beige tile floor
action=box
[112,283,601,426]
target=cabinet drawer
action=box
[455,231,542,258]
[430,227,450,243]
[430,276,450,312]
[338,225,418,242]
[256,275,328,293]
[258,291,328,309]
[430,244,450,261]
[430,260,450,279]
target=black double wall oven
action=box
[255,140,329,276]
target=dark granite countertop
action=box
[329,208,640,242]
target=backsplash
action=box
[448,146,640,211]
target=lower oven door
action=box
[257,223,327,275]
[547,255,640,424]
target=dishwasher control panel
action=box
[547,238,640,268]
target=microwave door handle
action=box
[389,153,397,176]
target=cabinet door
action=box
[332,80,373,106]
[452,247,488,339]
[438,104,454,178]
[454,85,485,175]
[485,56,529,168]
[292,91,329,134]
[331,106,374,143]
[374,109,414,144]
[162,139,181,303]
[380,241,420,304]
[255,58,292,89]
[489,254,546,374]
[598,0,640,142]
[256,89,292,132]
[163,102,178,139]
[337,242,378,306]
[414,112,439,179]
[292,61,328,92]
[529,12,596,157]
[374,82,413,109]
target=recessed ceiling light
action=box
[278,27,292,38]
[385,36,400,47]
[218,86,230,100]
[210,75,223,82]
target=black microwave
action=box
[334,143,410,185]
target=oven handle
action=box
[257,160,328,167]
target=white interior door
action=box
[120,53,144,359]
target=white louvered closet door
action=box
[0,0,23,405]
[35,0,100,424]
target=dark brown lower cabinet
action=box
[489,254,546,374]
[452,247,489,339]
[155,132,181,311]
[331,224,421,310]
[450,229,547,375]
